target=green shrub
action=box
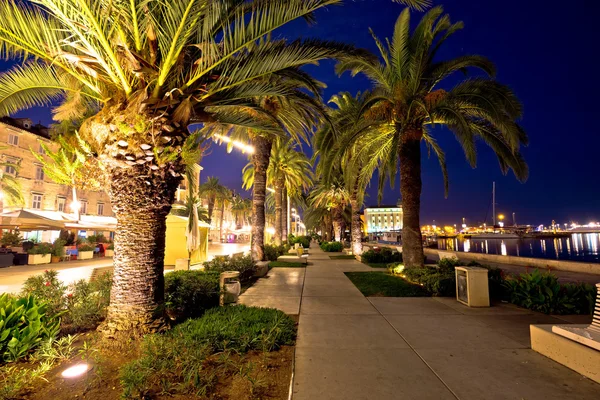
[263,244,290,261]
[437,257,461,271]
[51,239,66,257]
[288,234,311,248]
[120,305,296,398]
[27,243,52,255]
[0,232,22,247]
[107,242,114,250]
[361,248,402,264]
[21,270,66,317]
[319,241,343,252]
[63,273,112,332]
[0,294,61,362]
[78,244,95,252]
[20,270,112,333]
[59,229,76,246]
[164,271,220,321]
[401,267,455,296]
[203,255,255,283]
[504,270,595,315]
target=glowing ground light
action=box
[61,363,90,378]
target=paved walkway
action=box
[239,244,599,399]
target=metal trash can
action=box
[455,267,490,307]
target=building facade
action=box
[363,202,403,241]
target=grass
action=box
[268,261,306,268]
[329,255,355,260]
[345,272,429,297]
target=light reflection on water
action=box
[437,233,600,263]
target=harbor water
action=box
[437,233,600,263]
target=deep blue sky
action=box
[7,0,600,226]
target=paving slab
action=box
[296,314,409,349]
[472,314,566,347]
[242,283,302,297]
[553,314,594,324]
[238,295,301,315]
[302,283,364,297]
[432,297,534,315]
[300,296,378,315]
[386,314,527,349]
[418,347,600,400]
[293,347,455,400]
[369,297,462,315]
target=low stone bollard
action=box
[254,261,269,277]
[220,271,241,306]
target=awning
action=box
[0,209,69,231]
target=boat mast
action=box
[492,182,496,227]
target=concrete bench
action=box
[438,250,457,260]
[531,283,600,383]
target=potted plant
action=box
[78,244,95,260]
[27,243,52,265]
[51,239,66,263]
[105,243,114,257]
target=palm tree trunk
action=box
[102,165,181,335]
[282,187,288,241]
[332,208,343,242]
[250,135,272,261]
[399,136,425,268]
[350,195,363,255]
[219,199,225,242]
[274,178,284,245]
[207,197,215,223]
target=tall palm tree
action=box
[336,6,528,267]
[310,179,350,242]
[242,138,313,245]
[217,188,232,242]
[199,176,227,224]
[0,0,371,333]
[315,92,380,254]
[231,196,252,228]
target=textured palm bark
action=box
[399,135,425,268]
[332,208,343,242]
[218,199,225,241]
[207,196,215,223]
[282,187,288,241]
[250,136,272,261]
[350,196,363,255]
[274,178,284,245]
[102,165,181,335]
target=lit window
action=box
[81,200,88,214]
[35,166,44,181]
[32,194,42,209]
[5,164,16,176]
[97,203,104,215]
[57,197,66,212]
[8,134,18,146]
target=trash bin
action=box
[455,267,490,307]
[220,271,241,305]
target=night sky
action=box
[6,0,600,226]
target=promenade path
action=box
[239,243,599,400]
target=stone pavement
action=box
[244,243,599,400]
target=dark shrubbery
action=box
[164,270,220,321]
[263,244,290,261]
[27,243,52,255]
[504,269,595,315]
[0,231,22,247]
[120,305,296,398]
[203,255,255,283]
[361,248,402,264]
[288,234,311,248]
[319,241,343,252]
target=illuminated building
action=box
[364,202,403,241]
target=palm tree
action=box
[231,196,252,228]
[315,92,380,254]
[199,177,227,224]
[217,188,232,242]
[242,138,313,245]
[0,0,372,333]
[310,179,350,242]
[336,6,528,267]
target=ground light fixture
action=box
[61,363,91,378]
